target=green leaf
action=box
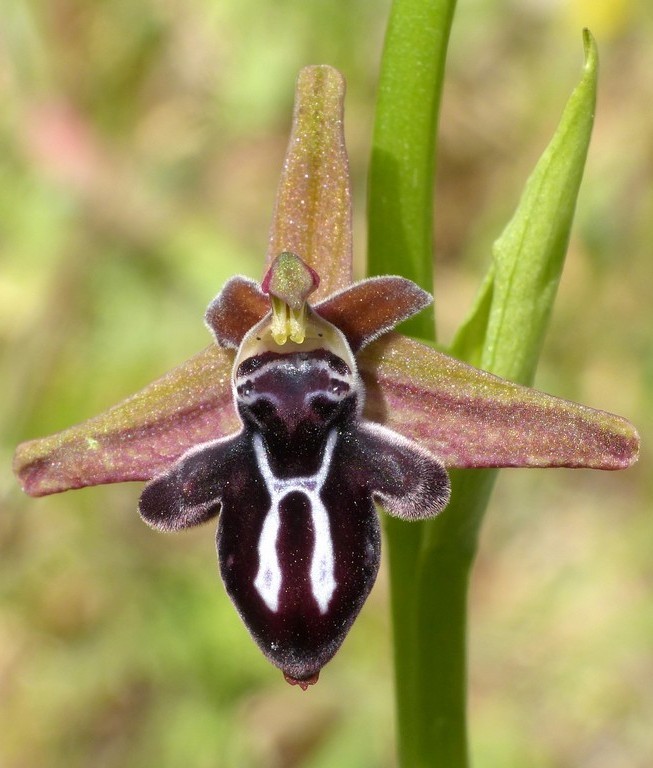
[454,29,599,386]
[413,31,603,766]
[448,267,494,367]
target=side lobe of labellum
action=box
[356,421,450,518]
[139,432,248,531]
[359,333,640,471]
[13,345,239,496]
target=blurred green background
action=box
[1,1,651,766]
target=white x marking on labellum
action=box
[253,429,337,614]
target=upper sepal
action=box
[266,66,352,300]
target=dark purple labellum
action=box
[139,284,450,684]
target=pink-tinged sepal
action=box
[266,67,352,299]
[13,345,240,497]
[359,334,640,471]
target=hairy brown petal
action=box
[316,276,431,352]
[205,276,269,348]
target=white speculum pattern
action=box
[252,429,338,614]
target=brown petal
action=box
[205,276,269,348]
[266,66,352,301]
[316,276,431,352]
[359,334,639,470]
[13,346,240,496]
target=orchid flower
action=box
[13,66,639,690]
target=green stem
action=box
[368,0,458,765]
[415,469,498,765]
[368,0,458,340]
[382,516,423,756]
[413,555,470,766]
